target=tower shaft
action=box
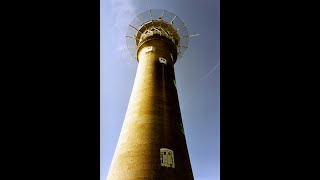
[107,36,193,179]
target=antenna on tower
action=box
[188,34,200,38]
[147,0,151,11]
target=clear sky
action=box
[100,0,220,179]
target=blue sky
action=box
[100,0,220,179]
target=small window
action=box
[159,57,167,64]
[160,148,175,168]
[145,46,152,53]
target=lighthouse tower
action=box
[107,9,194,179]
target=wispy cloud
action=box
[200,60,220,80]
[110,0,137,57]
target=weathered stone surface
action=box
[107,36,194,180]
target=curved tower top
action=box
[126,9,189,62]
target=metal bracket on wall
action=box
[180,123,185,135]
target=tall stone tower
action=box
[107,9,194,179]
